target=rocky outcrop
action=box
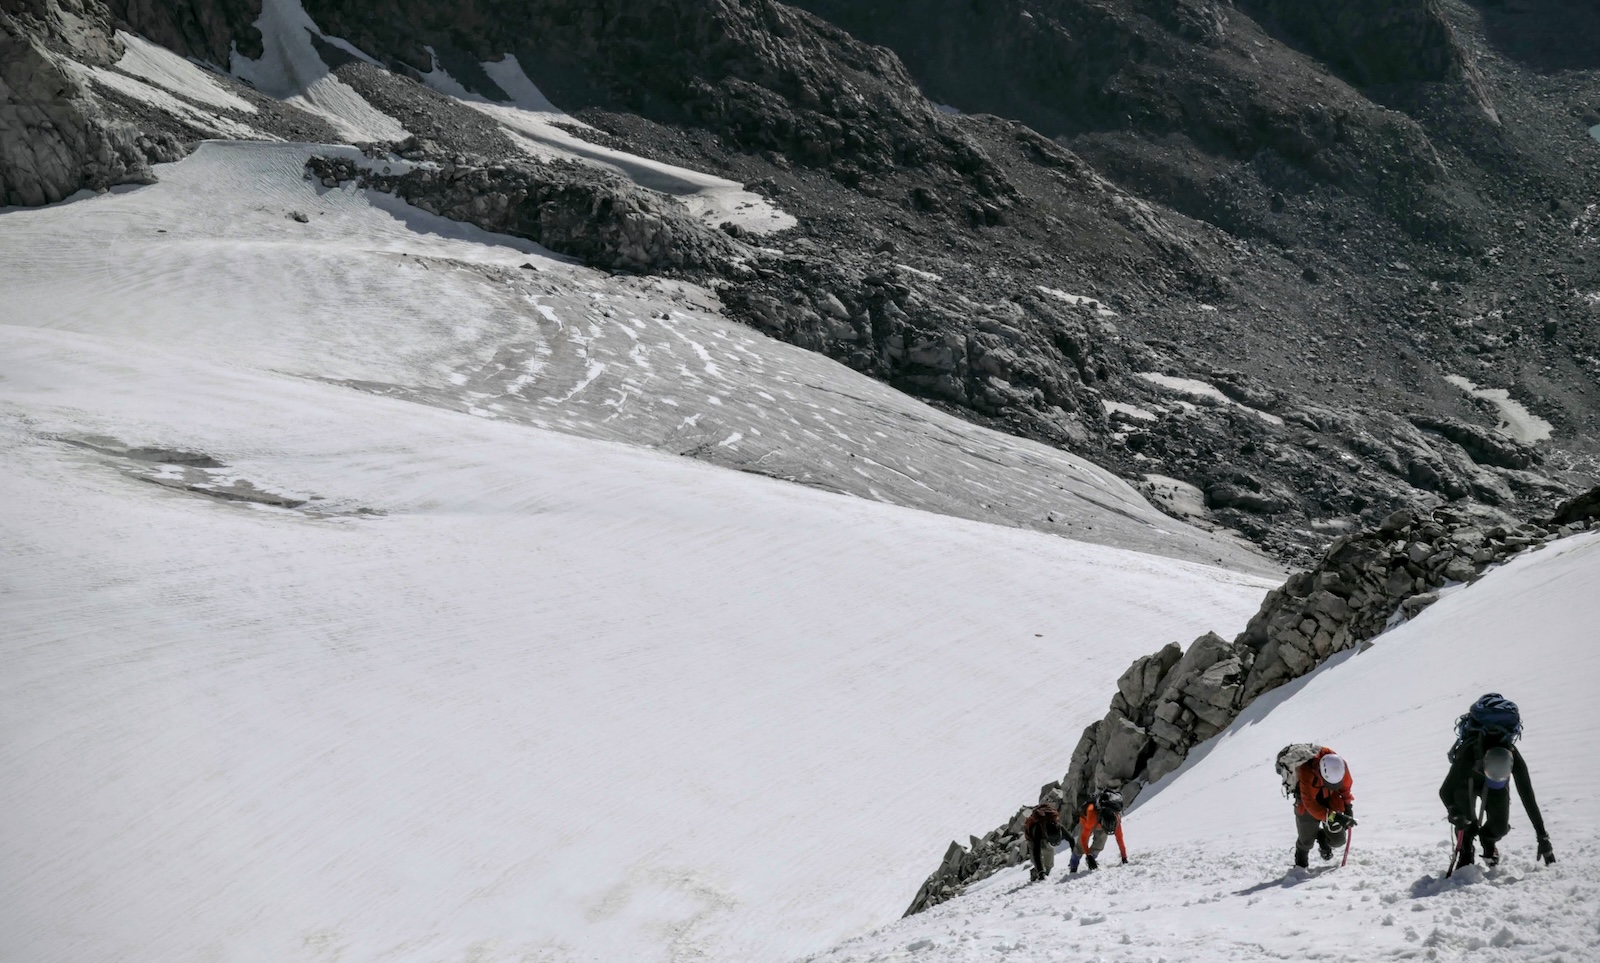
[904,490,1600,914]
[1550,487,1600,527]
[308,150,749,274]
[1,0,184,206]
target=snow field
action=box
[805,532,1600,963]
[0,325,1275,963]
[0,141,1274,574]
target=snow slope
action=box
[231,0,408,142]
[0,328,1275,963]
[0,144,1280,961]
[809,532,1600,963]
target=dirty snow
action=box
[1102,400,1157,423]
[65,58,268,140]
[1142,473,1208,521]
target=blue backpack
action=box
[1448,693,1521,762]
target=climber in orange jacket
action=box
[1292,747,1355,868]
[1068,788,1127,872]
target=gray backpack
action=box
[1275,744,1321,798]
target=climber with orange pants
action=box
[1068,788,1127,872]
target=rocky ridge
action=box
[904,483,1600,914]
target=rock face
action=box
[788,0,1474,242]
[0,0,184,206]
[1237,0,1472,87]
[301,0,1005,194]
[106,0,261,64]
[904,489,1600,914]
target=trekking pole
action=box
[1341,826,1353,867]
[1445,828,1463,879]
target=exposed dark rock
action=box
[1410,413,1536,470]
[1550,485,1600,526]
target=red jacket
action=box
[1077,803,1128,860]
[1296,747,1353,820]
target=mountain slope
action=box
[807,530,1600,962]
[6,0,1598,562]
[0,142,1279,963]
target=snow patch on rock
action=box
[1137,372,1285,426]
[1444,374,1553,444]
[1037,286,1116,317]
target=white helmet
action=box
[1319,753,1347,785]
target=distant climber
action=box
[1276,744,1355,868]
[1441,693,1554,869]
[1023,803,1064,881]
[1068,788,1127,872]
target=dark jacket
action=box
[1439,734,1547,837]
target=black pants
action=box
[1464,778,1512,845]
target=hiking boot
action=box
[1457,840,1475,867]
[1085,854,1098,871]
[1294,848,1309,869]
[1481,840,1499,868]
[1318,838,1334,862]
